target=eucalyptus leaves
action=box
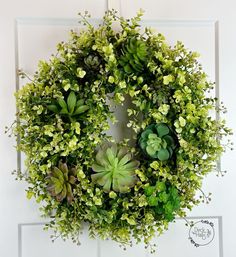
[12,9,231,252]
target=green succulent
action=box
[144,182,181,221]
[139,123,177,161]
[46,161,77,204]
[84,55,100,69]
[91,143,139,193]
[119,37,148,74]
[47,91,89,120]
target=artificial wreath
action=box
[12,10,232,251]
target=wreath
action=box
[12,10,232,251]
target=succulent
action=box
[84,54,101,69]
[91,143,139,193]
[46,161,77,204]
[119,37,148,74]
[144,182,181,221]
[47,91,89,120]
[139,123,177,161]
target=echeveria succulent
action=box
[119,37,148,74]
[91,143,139,193]
[84,54,101,69]
[139,123,177,161]
[46,161,77,204]
[47,91,89,120]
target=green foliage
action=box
[139,123,177,160]
[47,91,89,121]
[84,54,101,69]
[46,161,77,204]
[12,9,232,251]
[145,182,181,221]
[119,37,148,74]
[91,143,139,193]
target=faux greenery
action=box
[11,9,232,252]
[139,123,177,160]
[47,91,89,122]
[144,181,181,221]
[91,143,139,193]
[46,161,77,204]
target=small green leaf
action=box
[163,135,175,147]
[156,181,166,192]
[124,64,132,73]
[157,148,170,161]
[109,191,117,199]
[144,186,156,196]
[179,117,186,127]
[163,74,174,85]
[76,99,85,107]
[67,91,77,114]
[141,129,153,139]
[146,145,156,156]
[47,104,59,113]
[26,191,34,200]
[76,68,86,78]
[139,139,146,150]
[60,108,69,115]
[148,195,159,206]
[58,98,68,110]
[73,105,89,115]
[156,123,169,137]
[159,192,169,203]
[148,133,158,140]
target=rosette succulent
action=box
[139,123,177,161]
[91,144,139,193]
[84,54,100,69]
[119,37,148,74]
[47,91,89,121]
[46,161,77,204]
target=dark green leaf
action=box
[73,105,89,115]
[157,148,170,161]
[163,135,175,148]
[47,104,59,113]
[67,91,77,114]
[58,98,68,110]
[144,186,156,196]
[76,99,85,107]
[148,195,159,206]
[156,181,166,192]
[156,123,169,137]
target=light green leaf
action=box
[163,75,174,85]
[73,105,89,115]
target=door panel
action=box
[20,224,98,257]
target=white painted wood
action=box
[107,0,121,14]
[1,0,236,257]
[21,224,98,257]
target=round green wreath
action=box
[12,10,232,251]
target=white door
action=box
[0,0,235,257]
